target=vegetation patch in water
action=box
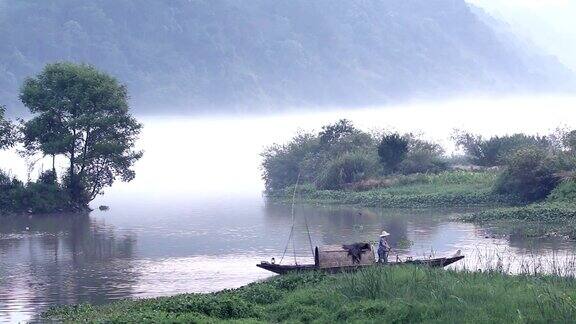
[45,266,576,323]
[270,171,518,208]
[462,203,576,239]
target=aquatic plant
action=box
[271,171,515,208]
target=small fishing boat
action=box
[257,244,465,275]
[262,182,465,275]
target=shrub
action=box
[0,171,24,213]
[0,169,72,214]
[548,180,576,203]
[495,148,560,202]
[11,182,71,214]
[453,131,550,167]
[261,120,374,192]
[316,152,380,190]
[261,132,319,191]
[38,170,57,185]
[398,137,447,175]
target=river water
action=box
[2,96,576,322]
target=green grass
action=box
[271,171,518,208]
[269,171,576,240]
[45,266,576,323]
[462,203,576,239]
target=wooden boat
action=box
[264,184,465,275]
[257,244,465,275]
[257,255,465,275]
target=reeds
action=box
[453,246,576,277]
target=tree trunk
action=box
[70,149,76,202]
[52,154,56,177]
[69,129,77,204]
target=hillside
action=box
[0,0,573,114]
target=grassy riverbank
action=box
[269,171,518,208]
[45,266,576,323]
[269,170,576,240]
[462,203,576,239]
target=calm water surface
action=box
[2,97,576,322]
[5,199,576,323]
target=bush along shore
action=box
[45,266,576,323]
[262,120,576,239]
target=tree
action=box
[21,108,69,175]
[377,133,409,173]
[398,136,447,175]
[261,132,319,191]
[562,130,576,153]
[0,105,16,150]
[20,62,143,205]
[495,148,560,202]
[453,131,550,167]
[319,119,356,146]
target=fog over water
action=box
[2,96,576,322]
[2,95,576,199]
[100,95,576,200]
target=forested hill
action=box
[0,0,573,114]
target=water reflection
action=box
[0,214,137,322]
[263,202,480,259]
[3,200,576,322]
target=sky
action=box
[468,0,576,71]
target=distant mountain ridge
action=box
[0,0,573,114]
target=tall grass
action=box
[47,258,576,323]
[454,247,576,278]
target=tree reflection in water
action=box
[0,213,137,321]
[263,201,488,260]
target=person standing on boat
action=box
[378,230,391,264]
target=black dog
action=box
[342,243,371,264]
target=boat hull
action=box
[257,255,465,275]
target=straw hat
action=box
[380,230,390,237]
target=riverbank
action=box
[268,170,576,240]
[268,171,518,208]
[45,266,576,323]
[0,170,85,215]
[462,203,576,239]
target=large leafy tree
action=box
[20,62,143,205]
[377,133,409,173]
[0,105,16,150]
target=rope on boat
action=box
[280,172,300,265]
[279,171,315,265]
[302,191,315,258]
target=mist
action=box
[95,95,576,200]
[2,94,574,204]
[3,1,576,322]
[469,0,576,71]
[1,0,574,114]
